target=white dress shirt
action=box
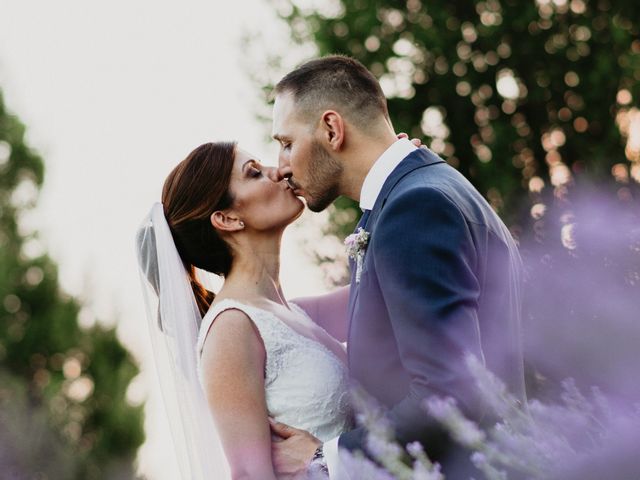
[359,138,418,210]
[323,138,418,479]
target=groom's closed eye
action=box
[276,141,291,152]
[274,135,292,151]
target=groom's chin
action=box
[305,190,339,213]
[306,197,332,213]
[306,203,324,213]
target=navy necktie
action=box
[356,209,371,231]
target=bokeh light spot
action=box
[529,176,545,193]
[63,357,82,380]
[531,203,547,219]
[573,117,588,132]
[617,89,632,105]
[564,71,580,87]
[3,294,21,314]
[365,36,380,52]
[496,70,519,99]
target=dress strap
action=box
[196,299,261,358]
[289,302,311,322]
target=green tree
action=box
[0,89,144,479]
[263,0,640,245]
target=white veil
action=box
[135,202,229,479]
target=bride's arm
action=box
[200,309,277,480]
[292,285,350,342]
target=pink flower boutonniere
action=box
[344,227,370,283]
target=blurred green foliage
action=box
[266,0,640,245]
[0,90,144,479]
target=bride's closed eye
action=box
[243,159,263,179]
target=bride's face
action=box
[226,148,304,231]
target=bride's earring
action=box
[239,221,245,228]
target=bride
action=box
[136,141,352,479]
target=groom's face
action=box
[272,93,342,212]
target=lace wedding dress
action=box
[196,299,353,443]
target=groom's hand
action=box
[269,417,321,476]
[398,132,428,150]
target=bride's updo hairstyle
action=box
[161,142,237,317]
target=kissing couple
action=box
[136,55,526,479]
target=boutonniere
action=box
[344,227,370,283]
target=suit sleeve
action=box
[339,186,485,454]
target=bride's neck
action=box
[222,237,286,305]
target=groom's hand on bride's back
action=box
[268,417,320,476]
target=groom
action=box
[268,55,525,477]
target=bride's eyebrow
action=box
[241,159,259,172]
[241,158,256,172]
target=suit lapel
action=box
[346,148,446,363]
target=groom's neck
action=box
[339,124,398,202]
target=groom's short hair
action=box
[274,55,390,130]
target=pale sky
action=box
[0,1,327,478]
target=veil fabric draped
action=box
[136,202,229,479]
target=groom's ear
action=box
[210,210,243,233]
[320,111,345,151]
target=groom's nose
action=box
[264,166,285,183]
[278,165,292,179]
[264,165,294,184]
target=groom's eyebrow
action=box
[272,134,288,142]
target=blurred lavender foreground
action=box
[332,187,640,480]
[519,187,640,478]
[521,187,640,403]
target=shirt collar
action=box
[359,138,418,210]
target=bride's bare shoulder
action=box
[201,305,265,365]
[200,308,267,392]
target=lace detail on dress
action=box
[196,299,352,442]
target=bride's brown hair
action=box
[161,142,237,317]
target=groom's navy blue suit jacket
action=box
[340,148,526,456]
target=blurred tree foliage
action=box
[266,0,640,245]
[0,90,144,479]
